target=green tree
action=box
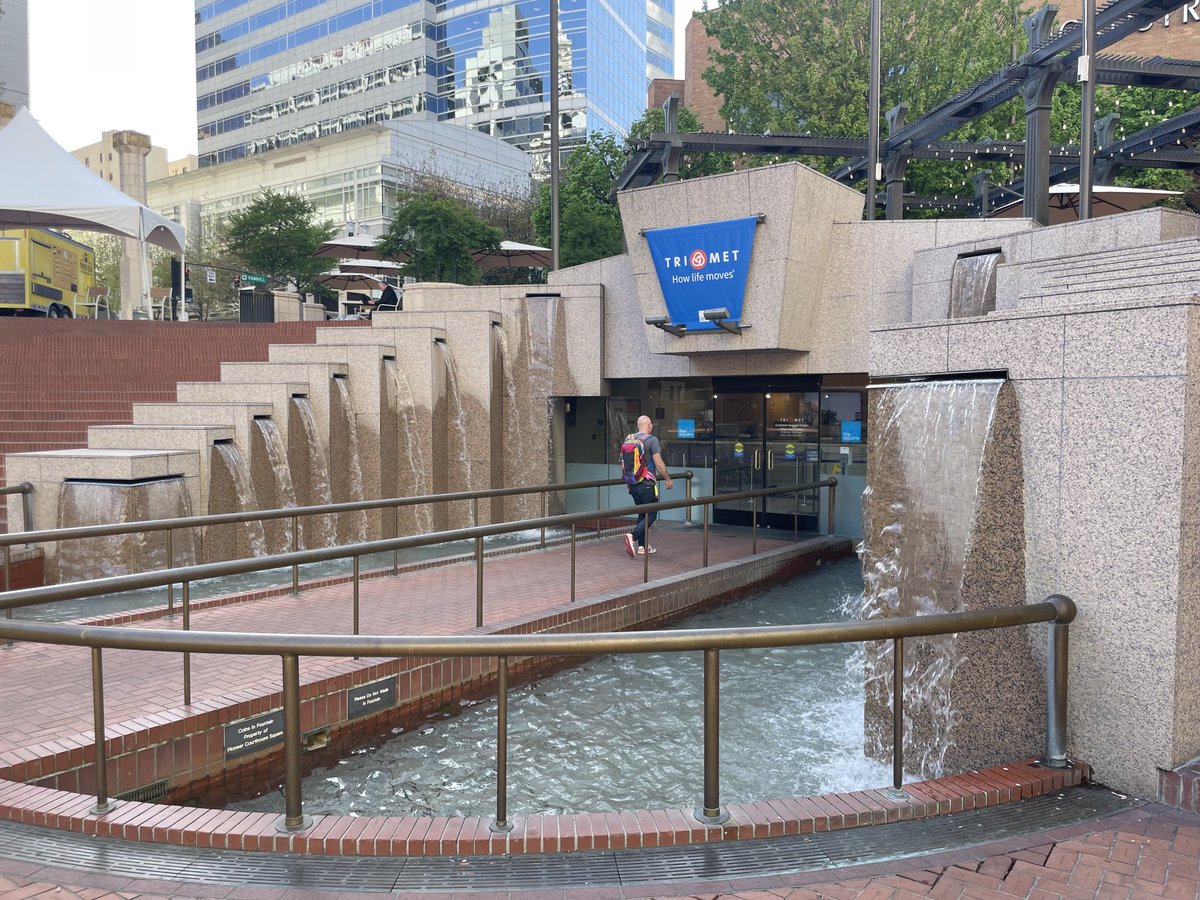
[628,105,735,181]
[533,132,626,268]
[375,192,502,284]
[225,189,336,292]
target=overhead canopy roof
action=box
[0,108,185,253]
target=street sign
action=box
[206,269,216,284]
[240,272,269,285]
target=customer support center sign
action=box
[644,216,758,332]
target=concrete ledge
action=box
[0,758,1087,855]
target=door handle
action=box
[753,449,761,470]
[767,449,775,471]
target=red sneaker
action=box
[623,533,636,558]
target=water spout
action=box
[56,478,196,583]
[948,252,1001,318]
[331,377,368,545]
[207,442,268,561]
[383,358,433,536]
[252,417,298,553]
[435,340,473,501]
[289,396,335,548]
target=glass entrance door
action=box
[713,388,822,531]
[713,392,762,526]
[763,391,820,530]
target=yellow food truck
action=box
[0,228,105,318]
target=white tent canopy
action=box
[0,108,184,253]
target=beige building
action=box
[71,132,172,188]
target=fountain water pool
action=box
[227,557,897,819]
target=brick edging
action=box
[0,758,1088,855]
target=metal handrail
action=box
[0,479,837,613]
[0,592,1077,832]
[0,483,34,593]
[0,473,698,548]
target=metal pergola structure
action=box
[616,0,1200,224]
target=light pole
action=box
[865,0,882,220]
[549,0,561,270]
[1078,0,1095,220]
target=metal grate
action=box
[117,779,169,804]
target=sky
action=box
[27,0,707,161]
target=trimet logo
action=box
[661,247,743,269]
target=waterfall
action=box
[332,377,368,544]
[253,417,298,552]
[56,477,196,583]
[290,396,335,548]
[384,358,433,535]
[435,340,473,490]
[858,379,1004,778]
[947,252,1001,318]
[210,442,267,559]
[524,296,559,460]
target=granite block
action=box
[1063,304,1191,378]
[869,323,949,376]
[948,314,1065,380]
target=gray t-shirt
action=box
[637,431,663,479]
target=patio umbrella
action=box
[313,271,384,291]
[336,258,407,276]
[988,184,1181,225]
[313,234,381,259]
[470,240,552,268]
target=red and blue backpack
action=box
[620,432,654,485]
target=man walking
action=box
[621,415,674,557]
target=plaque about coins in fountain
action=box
[347,676,397,720]
[223,709,285,760]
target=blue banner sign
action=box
[644,217,759,332]
[677,418,695,439]
[841,421,862,443]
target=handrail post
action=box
[472,496,479,528]
[793,491,799,542]
[277,653,311,832]
[827,480,837,536]
[685,473,693,525]
[695,647,727,823]
[570,523,577,603]
[889,637,908,798]
[2,544,10,650]
[475,536,484,628]
[166,529,175,615]
[751,504,758,555]
[540,493,547,547]
[90,647,112,814]
[182,581,192,706]
[291,516,300,596]
[703,501,710,568]
[21,485,34,541]
[596,485,601,537]
[352,556,360,637]
[490,655,513,832]
[1044,617,1071,769]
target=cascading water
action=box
[383,358,433,536]
[524,296,559,462]
[858,379,1004,778]
[434,341,473,490]
[56,478,196,584]
[947,252,1001,318]
[290,396,335,548]
[493,326,520,458]
[332,377,368,545]
[253,417,297,553]
[209,442,268,559]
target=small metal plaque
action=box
[224,709,285,760]
[347,677,397,720]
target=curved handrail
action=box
[0,479,837,612]
[0,591,1075,832]
[0,473,699,546]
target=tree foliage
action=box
[533,132,626,268]
[225,189,336,292]
[375,192,502,284]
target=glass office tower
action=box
[194,0,666,175]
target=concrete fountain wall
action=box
[5,289,603,576]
